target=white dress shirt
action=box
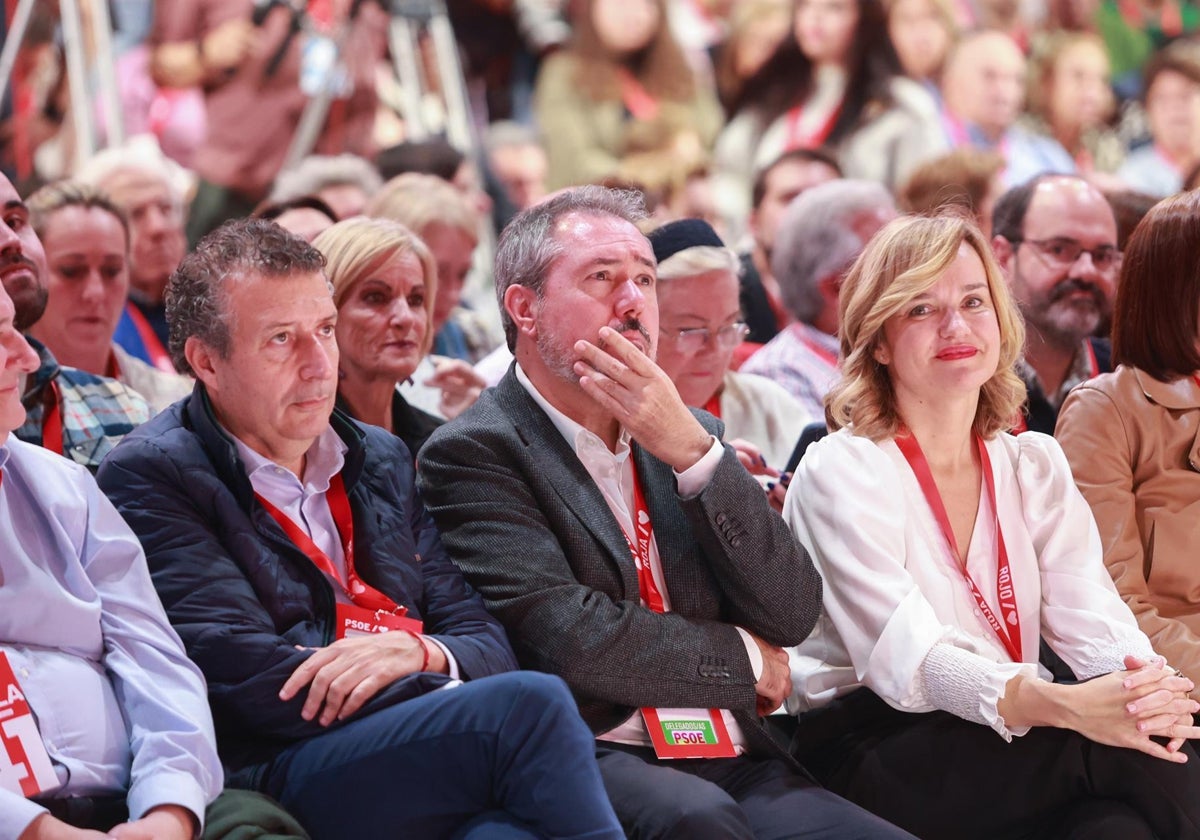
[515,365,762,751]
[784,428,1155,740]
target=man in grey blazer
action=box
[418,186,911,839]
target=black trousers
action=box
[595,742,916,839]
[792,689,1200,840]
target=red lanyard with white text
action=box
[256,473,399,614]
[895,433,1023,662]
[621,464,665,613]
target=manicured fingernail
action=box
[766,482,776,491]
[780,471,792,486]
[758,455,768,467]
[1127,703,1138,713]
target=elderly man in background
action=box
[741,180,896,420]
[78,143,189,374]
[940,30,1076,187]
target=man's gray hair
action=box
[75,138,186,205]
[166,218,327,376]
[495,186,648,350]
[772,180,895,324]
[484,120,545,155]
[269,154,384,206]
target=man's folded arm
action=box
[98,440,456,741]
[419,430,760,713]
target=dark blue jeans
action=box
[260,671,622,839]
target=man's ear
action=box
[991,235,1015,274]
[185,336,220,393]
[504,284,538,340]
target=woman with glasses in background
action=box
[1057,189,1200,704]
[648,219,811,478]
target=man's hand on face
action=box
[279,631,447,727]
[573,327,712,473]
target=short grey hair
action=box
[269,154,384,206]
[484,120,545,155]
[772,180,895,323]
[166,218,327,375]
[495,186,648,350]
[76,140,185,206]
[657,246,740,282]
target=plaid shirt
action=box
[16,339,151,472]
[740,322,840,422]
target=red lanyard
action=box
[895,432,1023,662]
[617,68,660,121]
[256,473,399,613]
[702,392,722,419]
[784,100,842,151]
[123,302,175,374]
[621,463,665,613]
[794,324,839,367]
[42,382,63,456]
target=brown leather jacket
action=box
[1057,366,1200,692]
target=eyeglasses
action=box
[1012,237,1122,273]
[665,323,749,353]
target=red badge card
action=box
[642,707,738,759]
[0,652,59,797]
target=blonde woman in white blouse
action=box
[782,212,1200,840]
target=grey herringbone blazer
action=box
[418,371,822,757]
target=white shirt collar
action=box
[514,363,631,460]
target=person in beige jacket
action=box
[1057,189,1200,696]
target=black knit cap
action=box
[647,218,725,265]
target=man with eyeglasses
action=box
[78,145,189,374]
[991,174,1120,434]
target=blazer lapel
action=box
[494,374,639,599]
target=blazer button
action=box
[715,513,727,526]
[730,537,742,548]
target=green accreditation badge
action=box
[642,707,738,759]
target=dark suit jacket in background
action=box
[418,370,822,757]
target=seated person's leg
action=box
[717,758,917,840]
[262,672,620,840]
[594,746,754,840]
[202,789,310,839]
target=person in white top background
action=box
[781,211,1200,840]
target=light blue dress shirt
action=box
[0,436,222,839]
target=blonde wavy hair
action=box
[826,212,1026,440]
[313,216,439,357]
